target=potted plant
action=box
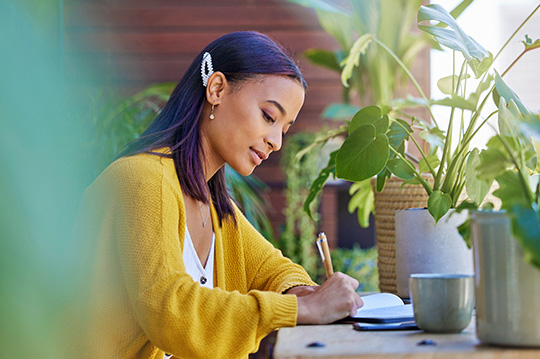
[305,3,540,297]
[458,70,540,345]
[290,0,474,293]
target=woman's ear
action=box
[206,71,227,105]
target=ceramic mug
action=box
[409,273,474,333]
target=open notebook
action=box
[338,293,414,323]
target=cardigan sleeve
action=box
[104,157,298,358]
[234,205,318,293]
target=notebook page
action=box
[359,293,404,311]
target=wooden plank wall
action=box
[64,0,342,135]
[65,0,430,247]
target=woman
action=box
[79,31,362,359]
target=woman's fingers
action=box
[295,272,363,324]
[350,293,363,316]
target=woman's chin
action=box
[227,162,256,177]
[239,165,256,177]
[241,167,256,176]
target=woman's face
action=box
[201,75,305,177]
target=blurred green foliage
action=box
[330,245,379,292]
[85,83,176,178]
[1,1,95,357]
[276,133,323,278]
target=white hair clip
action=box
[201,52,214,87]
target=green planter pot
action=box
[471,211,540,347]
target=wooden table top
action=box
[273,321,540,359]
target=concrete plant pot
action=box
[471,211,540,347]
[395,208,473,298]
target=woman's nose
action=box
[265,129,282,152]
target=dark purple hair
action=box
[119,31,307,225]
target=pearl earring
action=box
[210,103,215,120]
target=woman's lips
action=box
[250,148,266,165]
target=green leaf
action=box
[391,96,429,110]
[478,138,511,181]
[495,72,531,116]
[498,97,523,139]
[493,170,530,211]
[349,106,383,134]
[403,177,422,186]
[523,34,540,51]
[376,167,391,192]
[467,73,493,107]
[340,34,373,87]
[520,113,540,145]
[348,180,375,228]
[497,101,537,173]
[468,51,493,78]
[336,124,389,182]
[465,148,492,205]
[510,204,540,270]
[428,190,453,225]
[315,8,354,49]
[322,103,361,120]
[454,200,481,249]
[304,150,337,219]
[431,95,476,111]
[303,48,342,72]
[418,4,489,62]
[482,202,495,211]
[449,0,474,21]
[437,74,470,95]
[419,154,440,174]
[386,158,415,180]
[418,125,445,149]
[387,118,411,155]
[288,0,350,15]
[375,115,390,136]
[457,217,472,248]
[492,87,501,110]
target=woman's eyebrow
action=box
[265,100,286,116]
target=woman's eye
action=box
[262,111,275,123]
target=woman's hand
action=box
[294,273,363,324]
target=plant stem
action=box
[460,65,469,140]
[501,48,538,77]
[476,4,539,96]
[434,60,467,190]
[295,125,348,161]
[389,146,433,195]
[449,154,468,204]
[466,110,498,142]
[492,3,540,64]
[459,85,495,154]
[371,36,439,128]
[390,118,437,177]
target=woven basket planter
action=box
[371,176,500,294]
[371,177,431,294]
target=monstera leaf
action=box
[418,4,492,77]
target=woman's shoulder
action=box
[91,148,177,190]
[113,148,173,173]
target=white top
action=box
[165,226,216,358]
[182,224,215,289]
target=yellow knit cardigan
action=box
[76,150,315,359]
